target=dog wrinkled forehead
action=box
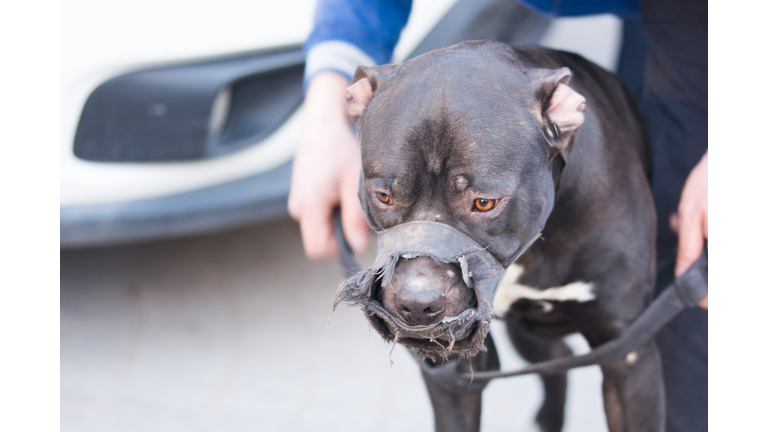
[352,43,557,189]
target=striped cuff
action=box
[304,40,377,90]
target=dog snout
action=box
[394,288,446,326]
[379,257,477,327]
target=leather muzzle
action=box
[331,221,540,359]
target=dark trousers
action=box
[616,1,708,430]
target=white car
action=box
[60,0,621,248]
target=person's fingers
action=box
[669,212,679,234]
[340,170,369,253]
[675,208,705,278]
[299,204,338,259]
[698,294,708,309]
[288,156,336,258]
[289,71,360,259]
[287,184,301,221]
[675,151,708,281]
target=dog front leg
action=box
[572,304,665,431]
[420,333,500,432]
[599,339,665,432]
[506,319,572,432]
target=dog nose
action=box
[394,289,446,326]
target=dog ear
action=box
[529,67,587,156]
[346,64,396,124]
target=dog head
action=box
[336,41,586,359]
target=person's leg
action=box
[616,18,648,102]
[637,0,708,430]
[638,0,708,254]
[654,250,708,432]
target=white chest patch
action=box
[492,264,595,317]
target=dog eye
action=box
[473,198,497,212]
[375,192,391,204]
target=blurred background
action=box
[61,0,632,430]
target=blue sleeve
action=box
[305,0,413,67]
[302,0,639,89]
[520,0,641,19]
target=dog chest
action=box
[493,264,595,318]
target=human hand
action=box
[288,72,370,258]
[670,151,708,309]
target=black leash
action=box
[334,209,362,279]
[333,211,708,393]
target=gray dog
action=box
[335,40,660,432]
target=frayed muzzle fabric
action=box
[331,221,537,360]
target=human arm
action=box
[289,0,412,258]
[671,151,708,308]
[288,71,370,258]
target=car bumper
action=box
[60,161,292,248]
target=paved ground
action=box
[61,218,608,432]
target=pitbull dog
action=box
[338,41,660,432]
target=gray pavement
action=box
[61,219,608,432]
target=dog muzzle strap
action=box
[372,220,506,320]
[331,211,541,358]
